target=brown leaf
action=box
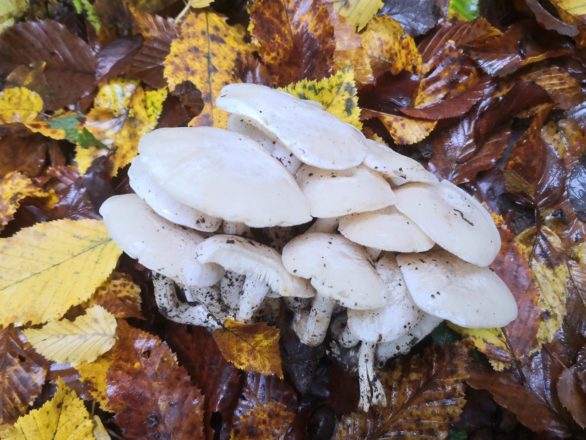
[0,326,47,425]
[379,0,448,37]
[336,343,469,439]
[0,171,53,228]
[248,0,335,86]
[231,402,295,439]
[213,318,283,378]
[107,321,205,440]
[557,345,586,428]
[0,133,48,178]
[524,0,579,37]
[87,272,143,319]
[522,66,585,110]
[96,37,142,83]
[0,20,97,110]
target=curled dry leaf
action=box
[0,219,121,326]
[164,11,249,127]
[247,0,334,86]
[336,343,469,439]
[0,171,53,228]
[213,317,283,378]
[107,321,205,440]
[0,326,47,425]
[23,305,117,366]
[1,379,95,440]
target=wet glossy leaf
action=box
[379,0,448,36]
[568,155,586,221]
[231,402,295,439]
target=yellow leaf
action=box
[188,0,214,7]
[376,112,437,145]
[282,68,362,129]
[213,317,283,378]
[0,171,54,228]
[0,0,29,32]
[86,272,143,319]
[164,11,249,127]
[23,120,67,140]
[0,87,42,124]
[449,325,510,371]
[0,219,122,326]
[331,0,383,31]
[551,0,586,15]
[1,379,95,440]
[92,416,111,440]
[362,16,422,77]
[77,351,114,409]
[23,305,117,366]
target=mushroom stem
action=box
[153,275,221,329]
[220,271,246,314]
[236,276,270,322]
[339,325,360,348]
[307,217,338,233]
[366,247,381,261]
[358,342,387,412]
[296,292,335,346]
[222,221,250,236]
[183,285,227,319]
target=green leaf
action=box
[49,114,107,149]
[449,0,479,21]
[72,0,101,31]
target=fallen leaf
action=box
[522,66,585,110]
[23,305,117,366]
[379,0,448,36]
[0,0,28,32]
[449,325,510,371]
[0,87,42,124]
[336,343,469,439]
[330,0,383,31]
[73,0,101,31]
[557,345,586,428]
[0,326,47,425]
[1,379,95,440]
[247,0,334,86]
[87,272,143,319]
[365,109,437,145]
[282,68,362,128]
[0,20,97,110]
[77,350,114,409]
[47,113,106,149]
[449,0,479,20]
[0,171,52,227]
[0,133,49,178]
[213,317,283,378]
[0,219,122,326]
[231,402,295,439]
[92,415,111,440]
[107,321,205,440]
[164,11,248,127]
[567,155,586,222]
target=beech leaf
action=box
[0,87,42,124]
[0,171,53,228]
[331,0,383,31]
[86,272,143,319]
[231,402,295,439]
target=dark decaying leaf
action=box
[567,155,586,221]
[557,345,586,428]
[96,36,142,82]
[524,0,579,37]
[0,326,47,425]
[0,133,49,178]
[107,321,205,440]
[0,20,97,110]
[247,0,335,86]
[156,81,204,128]
[379,0,448,37]
[521,66,585,110]
[336,343,469,439]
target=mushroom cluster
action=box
[100,83,518,412]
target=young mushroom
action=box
[282,233,387,346]
[216,83,367,170]
[338,206,435,252]
[342,254,423,411]
[394,180,501,266]
[128,157,221,232]
[100,194,224,327]
[137,126,311,227]
[195,234,314,322]
[296,165,396,218]
[397,248,518,328]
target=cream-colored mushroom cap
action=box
[100,194,223,287]
[347,254,422,343]
[195,235,314,298]
[128,157,221,232]
[394,181,501,266]
[339,206,435,252]
[138,127,311,227]
[363,140,438,185]
[397,249,518,328]
[296,165,396,218]
[282,233,387,309]
[216,83,367,170]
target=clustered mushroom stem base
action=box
[235,277,270,322]
[184,285,227,320]
[358,342,387,412]
[339,325,360,348]
[297,292,335,346]
[153,274,221,329]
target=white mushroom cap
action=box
[138,127,311,227]
[338,206,435,252]
[347,254,423,343]
[363,140,438,186]
[296,165,396,218]
[282,233,387,309]
[227,114,301,173]
[397,249,518,328]
[128,157,222,232]
[100,194,223,287]
[195,235,314,298]
[394,181,501,266]
[216,83,367,170]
